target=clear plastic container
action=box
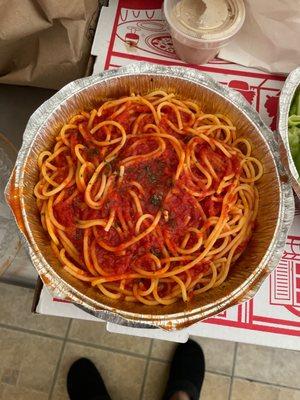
[163,0,245,64]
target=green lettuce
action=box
[288,88,300,173]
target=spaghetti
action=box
[34,91,262,305]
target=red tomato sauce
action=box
[51,103,243,276]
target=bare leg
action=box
[170,391,191,400]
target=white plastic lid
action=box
[165,0,245,42]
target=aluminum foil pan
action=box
[0,133,21,276]
[5,63,294,330]
[278,67,300,199]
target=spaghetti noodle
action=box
[34,91,262,305]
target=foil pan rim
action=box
[278,67,300,198]
[7,63,295,329]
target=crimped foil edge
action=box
[278,67,300,198]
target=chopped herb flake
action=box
[87,147,99,157]
[150,247,162,258]
[150,193,162,207]
[144,165,157,183]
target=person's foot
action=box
[67,358,111,400]
[162,339,205,400]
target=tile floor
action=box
[0,283,299,400]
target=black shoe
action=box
[67,358,111,400]
[162,339,205,400]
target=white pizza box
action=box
[34,284,189,342]
[33,0,300,347]
[91,0,299,74]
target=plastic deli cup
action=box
[163,0,245,64]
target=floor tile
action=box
[150,337,235,375]
[0,283,69,337]
[142,361,169,400]
[143,361,230,400]
[231,378,300,400]
[0,327,62,398]
[201,372,231,400]
[68,319,151,356]
[51,341,146,400]
[235,343,300,389]
[192,336,235,375]
[150,338,175,361]
[0,384,48,400]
